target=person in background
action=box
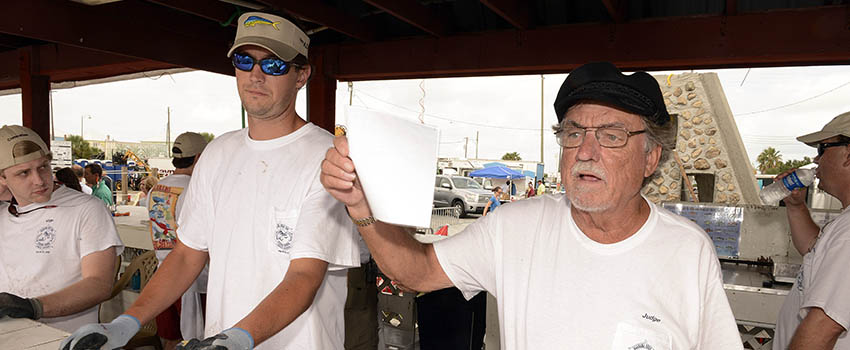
[482,186,502,217]
[773,111,850,349]
[84,163,114,207]
[72,165,92,195]
[137,175,159,207]
[525,181,535,198]
[0,125,123,333]
[55,167,83,192]
[536,179,546,196]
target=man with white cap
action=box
[145,131,208,348]
[0,125,123,333]
[774,111,850,349]
[62,11,359,350]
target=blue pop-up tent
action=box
[469,165,525,179]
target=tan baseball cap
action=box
[797,111,850,147]
[226,12,310,61]
[0,125,51,171]
[172,132,208,158]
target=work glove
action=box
[176,328,254,350]
[0,292,42,319]
[59,314,140,350]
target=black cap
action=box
[553,62,669,126]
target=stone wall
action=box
[642,73,761,205]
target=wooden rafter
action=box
[257,0,377,42]
[0,0,233,75]
[363,0,450,37]
[146,0,241,27]
[480,0,532,30]
[601,0,628,23]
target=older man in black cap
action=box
[320,62,742,348]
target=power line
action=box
[737,80,850,117]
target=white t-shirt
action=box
[0,186,124,332]
[79,181,92,195]
[178,125,360,349]
[775,206,850,349]
[433,194,742,349]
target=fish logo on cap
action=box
[244,15,281,30]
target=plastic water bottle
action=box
[759,168,816,206]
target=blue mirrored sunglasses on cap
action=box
[231,52,295,76]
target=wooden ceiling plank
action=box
[146,0,241,27]
[331,6,850,80]
[726,0,738,15]
[601,0,628,23]
[480,0,532,30]
[0,0,233,75]
[257,0,377,42]
[362,0,450,37]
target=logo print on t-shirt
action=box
[35,225,56,253]
[274,223,294,254]
[629,340,655,350]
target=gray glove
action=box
[176,328,254,350]
[0,292,41,319]
[59,314,140,350]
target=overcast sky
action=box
[1,64,848,174]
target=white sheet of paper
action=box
[345,107,438,227]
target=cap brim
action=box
[227,36,300,61]
[797,130,841,147]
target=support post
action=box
[19,46,51,146]
[307,46,339,134]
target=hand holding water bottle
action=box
[760,168,815,206]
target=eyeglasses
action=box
[817,141,849,157]
[8,204,57,217]
[231,52,297,76]
[555,126,647,148]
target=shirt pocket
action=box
[611,322,672,350]
[269,208,299,255]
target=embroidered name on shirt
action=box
[642,313,661,323]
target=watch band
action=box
[352,215,376,227]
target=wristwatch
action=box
[351,215,376,227]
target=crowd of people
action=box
[0,8,847,350]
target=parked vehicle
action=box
[434,175,492,217]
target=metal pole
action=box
[464,137,469,158]
[540,74,544,164]
[348,81,353,105]
[166,107,171,157]
[80,115,83,140]
[475,131,479,159]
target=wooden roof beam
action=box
[258,0,377,42]
[331,6,850,80]
[480,0,532,30]
[146,0,241,27]
[363,0,450,37]
[601,0,628,23]
[0,0,233,75]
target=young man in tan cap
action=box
[0,125,123,333]
[145,131,208,349]
[774,111,850,349]
[63,11,359,350]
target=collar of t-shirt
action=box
[243,123,315,151]
[13,186,84,213]
[565,195,657,255]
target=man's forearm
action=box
[354,218,443,292]
[786,204,820,255]
[124,245,207,325]
[37,276,113,318]
[789,307,844,349]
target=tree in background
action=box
[756,147,782,174]
[66,134,103,159]
[502,152,521,161]
[757,147,812,174]
[200,132,215,143]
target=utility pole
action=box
[475,131,479,159]
[166,107,171,157]
[540,74,544,164]
[464,137,469,158]
[348,81,353,105]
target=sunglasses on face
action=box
[817,141,849,157]
[231,52,296,76]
